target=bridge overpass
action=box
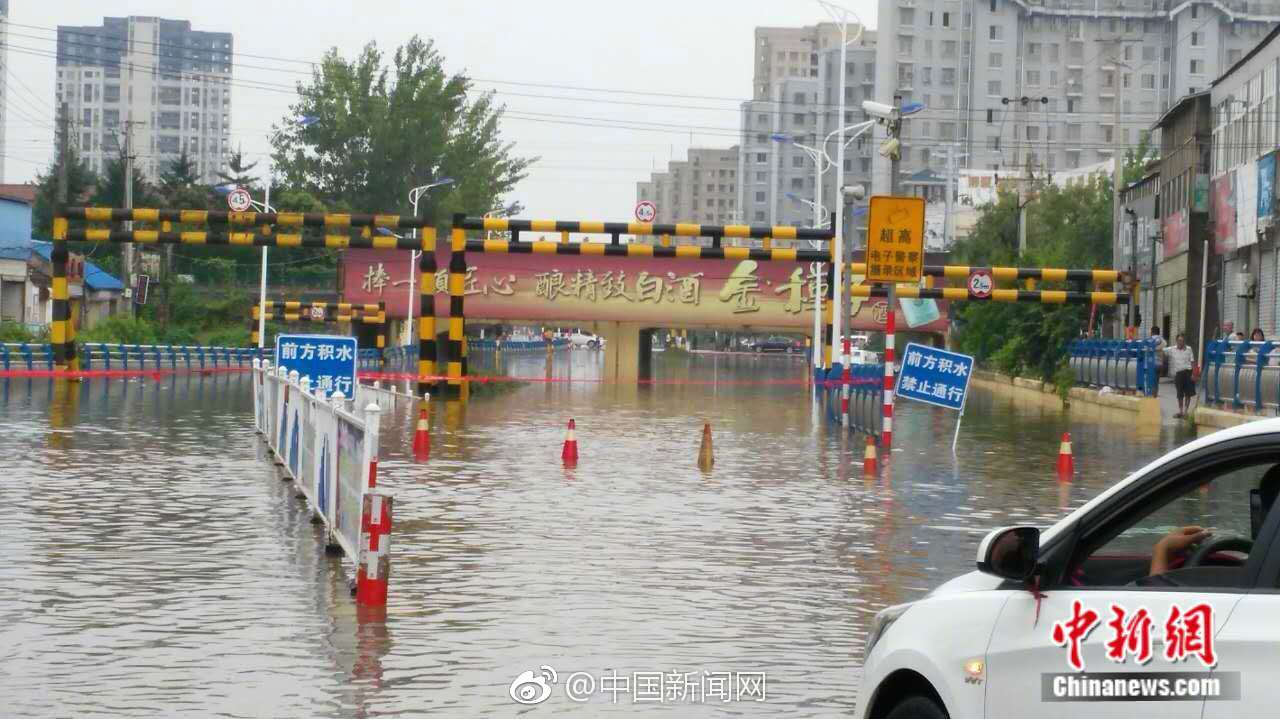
[339,245,950,382]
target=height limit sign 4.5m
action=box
[866,196,925,284]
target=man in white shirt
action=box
[1165,333,1196,418]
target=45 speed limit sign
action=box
[967,269,994,299]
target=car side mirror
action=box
[976,526,1041,582]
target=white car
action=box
[856,418,1280,719]
[568,331,604,349]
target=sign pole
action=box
[883,283,896,451]
[952,385,967,455]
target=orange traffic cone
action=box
[1056,432,1074,478]
[562,418,579,466]
[697,422,714,471]
[412,405,430,462]
[863,436,878,475]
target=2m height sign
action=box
[274,334,358,398]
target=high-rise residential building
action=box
[0,1,10,183]
[738,23,878,241]
[872,0,1279,196]
[635,147,739,243]
[56,16,233,184]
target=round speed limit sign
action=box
[227,188,253,212]
[634,200,657,223]
[967,269,994,299]
[309,306,326,321]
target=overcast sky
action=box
[4,0,878,218]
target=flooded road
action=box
[0,351,1197,717]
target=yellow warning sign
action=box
[866,195,925,283]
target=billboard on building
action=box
[1211,172,1236,254]
[341,247,950,332]
[1163,209,1189,258]
[1259,153,1276,222]
[1238,166,1258,248]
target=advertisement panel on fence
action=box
[335,418,365,558]
[273,334,357,398]
[342,248,950,333]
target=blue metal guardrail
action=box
[821,363,884,435]
[1,343,269,371]
[1200,339,1280,413]
[1068,339,1159,397]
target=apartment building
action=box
[738,23,878,237]
[634,147,740,243]
[872,0,1279,196]
[55,16,233,184]
[0,1,9,183]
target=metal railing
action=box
[1201,340,1280,413]
[822,363,884,435]
[1,342,266,371]
[1068,339,1159,396]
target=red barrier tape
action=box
[357,371,876,388]
[0,368,250,379]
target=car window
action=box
[1070,460,1278,589]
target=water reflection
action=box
[0,355,1196,717]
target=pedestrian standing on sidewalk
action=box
[1151,326,1168,380]
[1251,328,1267,365]
[1166,333,1196,419]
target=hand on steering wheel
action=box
[1185,534,1253,567]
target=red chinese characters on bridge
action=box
[1051,601,1216,671]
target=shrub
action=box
[0,320,35,343]
[79,315,158,344]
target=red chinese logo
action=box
[1104,604,1153,665]
[1052,602,1216,671]
[1164,603,1216,667]
[1050,599,1100,671]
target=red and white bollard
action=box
[562,418,579,467]
[841,336,852,427]
[356,492,393,607]
[882,287,897,452]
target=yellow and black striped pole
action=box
[417,228,437,402]
[822,263,834,371]
[376,300,387,369]
[447,218,467,400]
[50,215,79,372]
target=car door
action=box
[1202,488,1280,717]
[984,449,1274,718]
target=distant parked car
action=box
[756,336,799,353]
[569,331,604,349]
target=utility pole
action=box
[56,102,69,207]
[1102,39,1133,334]
[123,120,138,317]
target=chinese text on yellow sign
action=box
[866,196,925,284]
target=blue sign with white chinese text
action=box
[274,334,358,398]
[895,342,974,411]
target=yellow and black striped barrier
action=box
[463,238,829,262]
[849,263,1124,285]
[249,301,387,357]
[850,284,1128,304]
[62,207,438,231]
[63,228,429,251]
[446,226,467,400]
[456,215,834,242]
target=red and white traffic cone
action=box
[1056,432,1074,478]
[562,418,579,467]
[863,436,878,475]
[412,405,430,462]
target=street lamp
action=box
[770,120,874,246]
[404,177,456,346]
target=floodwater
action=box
[0,351,1197,717]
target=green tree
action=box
[32,148,96,237]
[92,153,160,209]
[270,35,532,219]
[217,148,259,190]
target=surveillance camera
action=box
[842,185,866,201]
[862,100,898,121]
[878,137,901,160]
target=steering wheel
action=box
[1186,535,1253,567]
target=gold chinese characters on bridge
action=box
[865,195,925,284]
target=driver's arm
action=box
[1150,526,1212,575]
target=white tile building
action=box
[56,16,233,184]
